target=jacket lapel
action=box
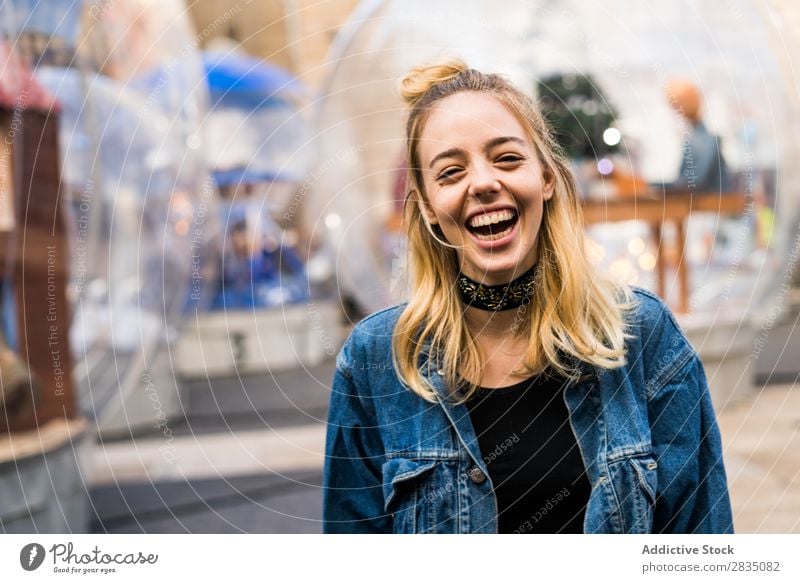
[417,341,491,476]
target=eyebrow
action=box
[427,136,527,169]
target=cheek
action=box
[428,190,462,225]
[523,202,545,230]
[516,201,545,243]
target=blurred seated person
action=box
[222,219,254,287]
[222,218,305,287]
[655,79,732,194]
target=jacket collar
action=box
[417,334,598,394]
[417,339,489,473]
[416,335,599,474]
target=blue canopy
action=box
[199,51,312,185]
[203,50,307,109]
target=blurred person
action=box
[221,219,254,287]
[322,60,733,534]
[658,79,731,193]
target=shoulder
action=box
[627,286,690,342]
[624,287,697,395]
[351,302,408,336]
[336,302,407,375]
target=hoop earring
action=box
[420,213,461,250]
[409,189,463,250]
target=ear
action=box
[412,189,439,225]
[542,167,555,201]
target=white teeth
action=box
[472,224,514,241]
[467,209,515,228]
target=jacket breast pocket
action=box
[381,457,457,534]
[609,453,658,533]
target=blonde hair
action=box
[392,58,635,404]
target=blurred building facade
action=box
[187,0,359,86]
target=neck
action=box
[464,302,529,340]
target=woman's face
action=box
[417,91,554,286]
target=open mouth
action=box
[465,209,519,242]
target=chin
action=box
[467,258,526,281]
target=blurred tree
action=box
[537,73,620,160]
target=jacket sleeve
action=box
[648,352,734,533]
[322,336,391,533]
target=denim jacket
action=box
[322,287,734,533]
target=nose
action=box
[467,160,501,197]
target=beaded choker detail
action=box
[456,264,538,311]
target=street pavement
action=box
[89,358,335,533]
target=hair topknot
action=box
[399,58,469,105]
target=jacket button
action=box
[436,369,445,376]
[467,466,486,484]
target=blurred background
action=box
[1,0,799,533]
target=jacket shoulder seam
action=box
[353,302,407,327]
[335,303,406,380]
[646,349,697,402]
[631,287,690,340]
[629,287,699,400]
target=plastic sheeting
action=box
[15,0,217,419]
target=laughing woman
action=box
[322,59,733,534]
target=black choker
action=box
[456,264,538,311]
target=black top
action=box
[465,372,591,533]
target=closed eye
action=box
[496,153,526,164]
[436,167,463,181]
[435,154,524,182]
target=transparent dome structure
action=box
[309,0,799,326]
[15,0,218,418]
